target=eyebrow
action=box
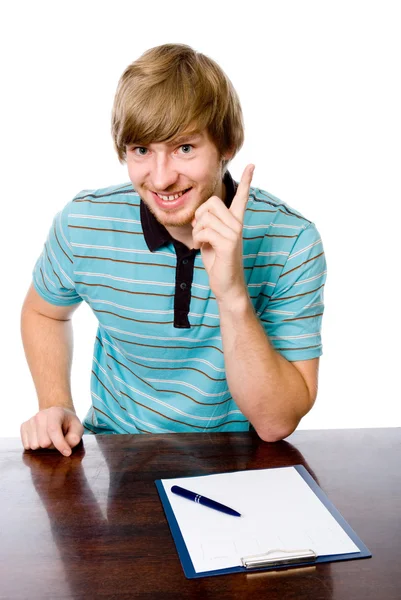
[167,133,201,146]
[127,133,201,149]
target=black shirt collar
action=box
[140,171,238,252]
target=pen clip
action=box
[241,548,316,569]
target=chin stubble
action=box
[142,174,221,228]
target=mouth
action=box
[151,187,193,210]
[153,187,192,202]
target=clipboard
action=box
[155,465,371,579]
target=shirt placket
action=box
[173,243,197,328]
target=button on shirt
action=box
[139,171,237,329]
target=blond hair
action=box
[112,44,244,164]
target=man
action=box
[20,44,326,455]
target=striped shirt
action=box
[32,172,327,435]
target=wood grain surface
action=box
[0,428,400,599]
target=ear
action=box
[221,149,235,174]
[222,147,235,161]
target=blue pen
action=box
[171,485,241,517]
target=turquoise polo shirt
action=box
[32,172,327,434]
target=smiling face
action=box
[126,129,228,232]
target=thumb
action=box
[64,413,84,448]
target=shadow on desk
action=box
[22,433,334,600]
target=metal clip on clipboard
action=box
[241,548,317,569]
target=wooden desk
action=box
[0,428,400,599]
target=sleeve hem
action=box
[32,279,83,307]
[276,348,323,362]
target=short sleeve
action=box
[259,223,327,361]
[32,202,82,306]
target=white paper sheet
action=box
[161,466,359,573]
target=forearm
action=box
[218,295,313,441]
[21,307,75,411]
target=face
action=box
[126,129,227,229]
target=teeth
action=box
[156,189,188,201]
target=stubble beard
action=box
[142,170,222,228]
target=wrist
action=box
[216,289,253,316]
[39,398,75,412]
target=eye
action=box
[133,147,148,156]
[179,144,193,154]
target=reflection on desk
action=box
[0,428,400,600]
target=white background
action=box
[1,0,400,438]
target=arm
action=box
[217,294,318,441]
[20,284,84,455]
[192,165,321,441]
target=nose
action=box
[151,153,179,192]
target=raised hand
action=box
[192,164,255,303]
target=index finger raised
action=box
[229,164,255,221]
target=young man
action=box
[20,44,326,455]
